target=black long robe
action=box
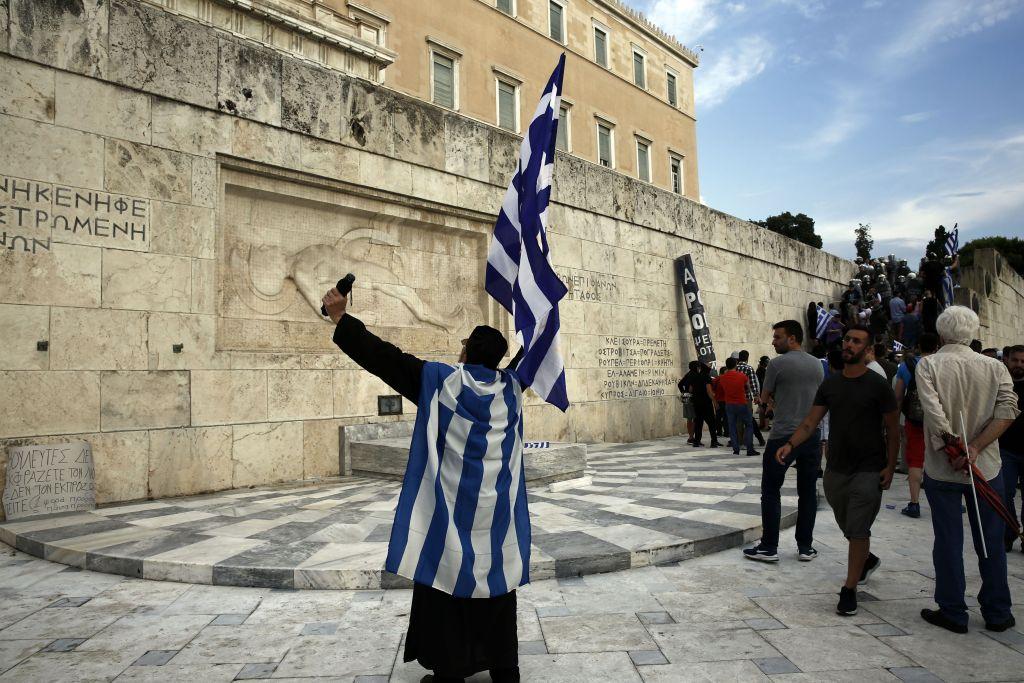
[332,314,520,680]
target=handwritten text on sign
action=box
[2,441,96,520]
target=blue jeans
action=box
[760,434,821,551]
[725,403,754,453]
[1000,446,1023,545]
[923,473,1012,627]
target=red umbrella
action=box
[942,433,1024,545]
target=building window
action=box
[670,155,684,194]
[549,1,565,43]
[497,78,518,132]
[636,139,651,183]
[496,0,514,15]
[632,49,646,88]
[556,105,570,151]
[594,27,608,68]
[431,51,456,109]
[597,122,614,168]
[667,71,678,107]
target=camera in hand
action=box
[321,273,356,317]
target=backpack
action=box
[902,356,924,424]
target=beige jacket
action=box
[916,344,1020,482]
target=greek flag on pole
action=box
[943,224,958,305]
[486,55,570,412]
[815,305,834,340]
[893,340,905,353]
[385,362,529,598]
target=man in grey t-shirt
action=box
[744,320,825,563]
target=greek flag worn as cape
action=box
[385,361,529,599]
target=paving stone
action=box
[234,661,278,679]
[211,614,248,626]
[887,667,944,682]
[300,622,338,636]
[40,638,86,653]
[46,597,91,608]
[753,655,801,674]
[860,622,908,637]
[636,660,770,681]
[519,639,547,655]
[745,617,786,630]
[131,649,178,666]
[540,613,655,653]
[764,626,915,672]
[628,649,669,665]
[637,611,675,625]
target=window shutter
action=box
[433,54,454,108]
[598,125,612,167]
[556,107,568,151]
[498,81,516,131]
[550,3,563,42]
[595,29,607,67]
[637,142,650,182]
[633,52,645,88]
[667,73,677,106]
[497,0,513,14]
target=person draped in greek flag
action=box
[942,225,959,307]
[322,56,569,683]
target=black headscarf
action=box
[465,325,508,370]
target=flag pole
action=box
[959,410,987,559]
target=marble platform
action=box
[0,437,802,590]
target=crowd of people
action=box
[678,308,1023,630]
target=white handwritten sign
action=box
[3,441,96,520]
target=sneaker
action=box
[691,442,704,447]
[921,608,967,634]
[798,547,818,561]
[743,544,779,562]
[747,449,761,457]
[710,441,722,448]
[836,587,857,616]
[858,553,880,585]
[901,503,921,518]
[985,615,1016,632]
[733,450,741,455]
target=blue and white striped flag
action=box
[486,55,569,411]
[815,305,833,340]
[945,224,959,257]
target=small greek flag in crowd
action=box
[815,305,834,340]
[943,224,958,305]
[486,55,569,411]
[893,340,905,353]
[945,225,959,257]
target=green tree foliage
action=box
[960,236,1024,277]
[751,212,823,249]
[925,224,953,259]
[854,222,873,260]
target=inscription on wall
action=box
[597,336,676,400]
[2,441,96,520]
[559,271,620,303]
[0,176,150,253]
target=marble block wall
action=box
[0,0,857,510]
[957,248,1024,349]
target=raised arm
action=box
[332,314,425,403]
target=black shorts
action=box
[823,470,883,540]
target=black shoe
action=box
[733,450,741,455]
[757,438,766,447]
[985,615,1016,632]
[710,441,722,448]
[921,608,967,634]
[836,587,857,616]
[691,441,704,447]
[858,553,880,585]
[901,503,921,518]
[747,449,761,457]
[743,544,779,562]
[798,547,818,561]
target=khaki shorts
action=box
[823,470,883,540]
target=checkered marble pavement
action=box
[0,437,800,589]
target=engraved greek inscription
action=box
[596,335,676,400]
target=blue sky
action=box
[629,0,1024,259]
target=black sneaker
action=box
[858,553,880,585]
[743,544,779,562]
[985,615,1016,632]
[710,441,722,448]
[901,503,921,518]
[836,587,857,616]
[747,449,761,457]
[921,608,967,634]
[798,547,818,561]
[691,441,704,447]
[733,450,741,455]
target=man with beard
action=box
[773,325,899,616]
[743,321,823,563]
[999,345,1024,552]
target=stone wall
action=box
[956,248,1024,349]
[0,0,854,511]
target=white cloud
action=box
[899,111,933,124]
[879,0,1023,63]
[646,0,724,45]
[695,35,773,109]
[816,130,1024,255]
[793,87,868,154]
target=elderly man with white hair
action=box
[915,305,1020,634]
